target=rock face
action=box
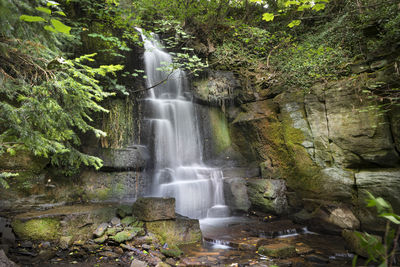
[96,146,149,171]
[0,249,18,267]
[193,66,400,231]
[133,198,176,221]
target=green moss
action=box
[209,108,231,153]
[12,218,60,240]
[120,216,136,226]
[111,227,144,243]
[258,244,296,258]
[117,205,132,218]
[161,247,183,258]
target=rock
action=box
[130,259,147,267]
[106,226,122,236]
[121,216,137,226]
[165,258,176,265]
[326,206,360,229]
[111,217,121,226]
[160,248,183,258]
[155,262,170,267]
[0,217,15,247]
[258,243,297,258]
[223,178,251,213]
[96,146,149,171]
[304,254,329,263]
[111,227,144,243]
[247,179,288,214]
[145,216,201,245]
[12,218,60,241]
[117,205,132,218]
[350,63,370,74]
[133,197,175,221]
[0,249,18,267]
[342,229,382,258]
[93,223,109,237]
[93,234,108,244]
[59,236,73,250]
[355,169,400,230]
[40,241,51,249]
[222,167,260,179]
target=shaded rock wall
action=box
[193,67,400,231]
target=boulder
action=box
[133,197,175,221]
[258,243,297,258]
[247,179,288,214]
[145,216,201,245]
[0,217,15,248]
[59,236,73,250]
[223,178,251,213]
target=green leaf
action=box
[44,25,57,32]
[46,0,60,6]
[262,13,275,22]
[55,11,66,16]
[288,20,301,28]
[380,213,400,224]
[50,19,71,35]
[19,15,46,22]
[312,3,326,11]
[35,7,52,15]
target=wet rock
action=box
[247,179,288,214]
[130,259,147,267]
[304,254,329,264]
[59,236,73,250]
[133,197,175,221]
[342,229,381,258]
[20,241,33,248]
[258,243,296,258]
[93,223,109,237]
[223,178,251,213]
[111,217,121,226]
[0,249,18,267]
[145,216,201,245]
[161,247,183,258]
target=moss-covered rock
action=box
[258,243,296,258]
[12,218,60,241]
[111,227,144,243]
[94,234,108,244]
[160,247,183,258]
[145,216,201,246]
[121,216,137,226]
[342,230,382,258]
[133,197,175,221]
[117,205,132,218]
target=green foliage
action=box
[0,0,126,183]
[353,192,400,267]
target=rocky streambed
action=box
[0,198,385,266]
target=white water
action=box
[138,29,229,219]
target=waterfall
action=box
[138,29,230,219]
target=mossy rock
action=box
[258,243,296,258]
[160,247,183,258]
[342,230,382,258]
[94,234,108,244]
[106,226,122,236]
[121,216,136,226]
[12,218,60,241]
[111,227,144,243]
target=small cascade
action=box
[137,28,229,219]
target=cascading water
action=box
[138,29,230,219]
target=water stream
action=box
[138,29,229,219]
